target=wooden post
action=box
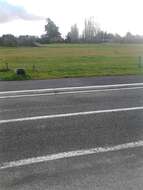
[138,56,142,68]
[5,62,9,71]
[32,64,36,72]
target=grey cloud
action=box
[0,1,44,23]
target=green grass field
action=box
[0,43,143,80]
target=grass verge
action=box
[0,43,143,80]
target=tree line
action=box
[0,17,143,47]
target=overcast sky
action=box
[0,0,143,37]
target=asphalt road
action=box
[1,75,143,91]
[1,76,143,190]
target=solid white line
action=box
[0,86,143,99]
[1,106,143,124]
[1,140,143,170]
[1,82,143,95]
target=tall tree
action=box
[82,17,100,42]
[17,35,37,46]
[45,18,62,42]
[1,34,17,47]
[67,24,79,43]
[124,32,134,43]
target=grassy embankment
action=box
[0,43,143,80]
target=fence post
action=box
[5,62,9,71]
[138,56,142,68]
[32,64,36,72]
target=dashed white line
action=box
[0,86,143,99]
[1,82,143,95]
[1,106,143,124]
[1,140,143,170]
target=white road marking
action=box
[1,140,143,170]
[1,106,143,124]
[0,86,143,99]
[1,82,143,95]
